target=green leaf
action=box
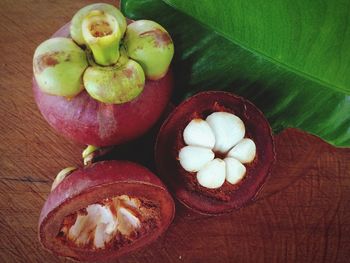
[121,0,350,147]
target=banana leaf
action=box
[121,0,350,147]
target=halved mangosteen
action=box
[39,161,175,261]
[155,91,275,215]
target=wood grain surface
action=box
[0,0,349,262]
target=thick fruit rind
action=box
[39,161,175,261]
[155,91,275,215]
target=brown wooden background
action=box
[1,0,349,262]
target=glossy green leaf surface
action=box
[121,0,350,146]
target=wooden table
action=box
[1,0,349,262]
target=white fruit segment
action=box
[206,112,245,153]
[61,195,147,249]
[179,146,214,172]
[224,157,246,184]
[178,111,257,189]
[117,207,141,236]
[227,138,256,163]
[68,204,119,248]
[183,119,215,148]
[196,159,226,189]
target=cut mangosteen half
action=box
[155,91,275,215]
[39,161,175,261]
[33,4,174,146]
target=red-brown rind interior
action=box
[33,23,173,147]
[155,91,275,215]
[38,161,175,261]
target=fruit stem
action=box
[82,145,114,165]
[51,167,77,191]
[82,10,122,66]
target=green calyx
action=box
[84,54,145,104]
[34,4,174,104]
[124,20,174,80]
[33,37,88,97]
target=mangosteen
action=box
[33,3,174,146]
[155,91,275,215]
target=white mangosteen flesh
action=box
[59,195,156,249]
[178,112,256,189]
